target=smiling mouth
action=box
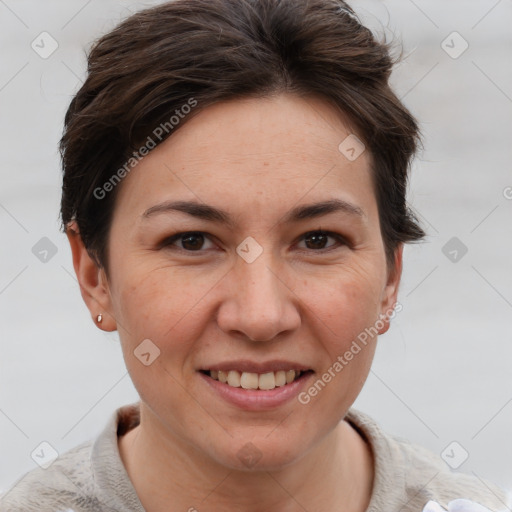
[200,369,314,391]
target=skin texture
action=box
[67,93,403,512]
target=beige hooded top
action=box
[1,403,509,512]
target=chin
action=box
[208,432,311,473]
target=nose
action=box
[215,252,301,342]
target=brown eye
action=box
[161,232,215,252]
[298,230,346,252]
[180,233,205,250]
[304,232,330,250]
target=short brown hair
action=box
[60,0,425,274]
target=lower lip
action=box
[198,371,314,411]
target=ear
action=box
[377,244,403,335]
[65,221,117,331]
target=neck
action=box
[118,406,374,512]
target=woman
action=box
[1,0,509,511]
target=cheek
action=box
[305,265,384,352]
[110,260,216,352]
[111,251,385,354]
[297,264,384,411]
[110,264,210,414]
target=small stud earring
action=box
[96,314,103,324]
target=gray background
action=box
[1,0,511,495]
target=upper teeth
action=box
[209,370,302,390]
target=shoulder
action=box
[1,404,141,512]
[0,440,101,512]
[346,408,510,512]
[395,436,508,510]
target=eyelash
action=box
[159,230,349,254]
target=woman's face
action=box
[88,94,401,470]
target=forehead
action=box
[164,94,366,169]
[113,94,375,220]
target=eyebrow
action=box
[141,198,364,227]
